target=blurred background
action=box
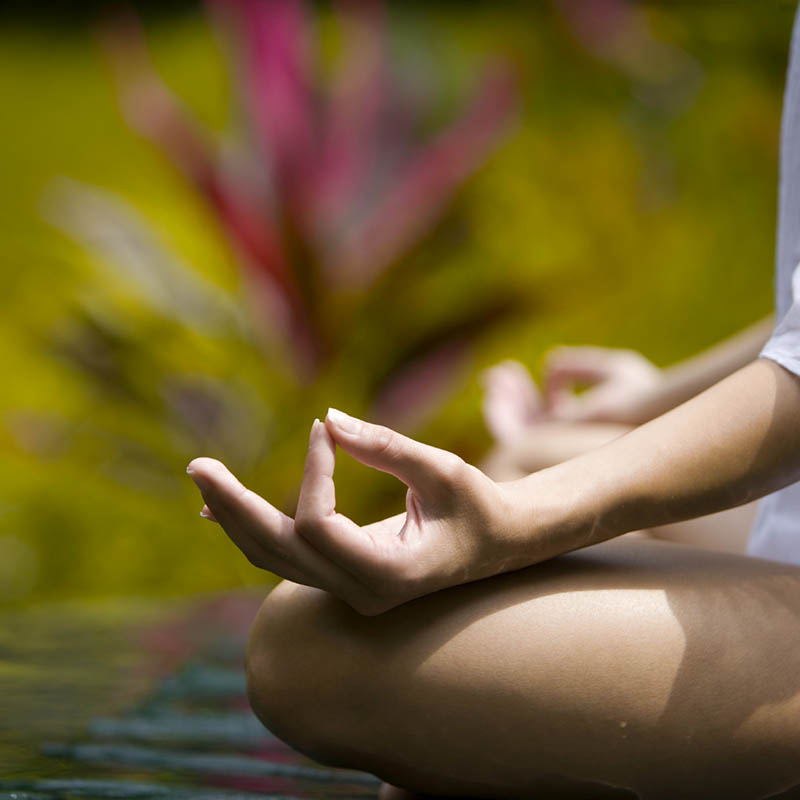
[0,0,794,609]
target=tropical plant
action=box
[88,0,520,421]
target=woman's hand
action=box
[187,410,520,615]
[480,349,663,439]
[481,359,544,443]
[542,346,663,425]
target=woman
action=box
[187,9,800,798]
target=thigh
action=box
[248,538,800,799]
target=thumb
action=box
[324,408,462,498]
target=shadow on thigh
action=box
[247,539,800,799]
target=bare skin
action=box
[481,420,758,555]
[540,317,773,427]
[187,344,800,796]
[481,318,774,471]
[480,320,773,555]
[247,538,800,799]
[189,360,800,615]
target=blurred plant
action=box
[75,0,521,433]
[6,1,781,604]
[555,0,701,111]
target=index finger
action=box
[187,455,368,599]
[295,420,385,576]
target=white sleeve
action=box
[749,262,800,565]
[760,262,800,376]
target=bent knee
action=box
[246,580,374,765]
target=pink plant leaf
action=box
[213,0,316,197]
[326,61,519,287]
[369,339,471,433]
[302,0,389,237]
[98,16,284,282]
[100,12,317,370]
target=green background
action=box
[0,1,793,606]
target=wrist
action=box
[624,369,672,424]
[498,454,629,567]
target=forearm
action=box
[639,316,774,419]
[507,357,800,563]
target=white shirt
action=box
[748,4,800,564]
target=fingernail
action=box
[326,407,362,435]
[200,509,212,519]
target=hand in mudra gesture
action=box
[188,410,521,615]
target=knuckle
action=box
[373,426,400,460]
[437,452,469,486]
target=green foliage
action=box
[0,3,789,605]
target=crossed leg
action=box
[247,537,800,799]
